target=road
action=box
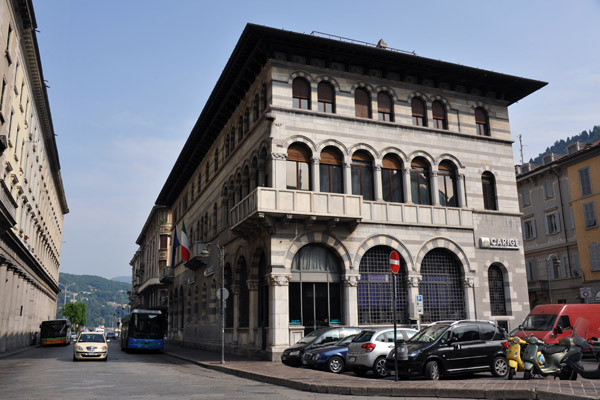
[0,341,427,400]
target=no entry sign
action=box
[389,251,400,274]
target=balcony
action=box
[184,242,210,271]
[0,179,17,232]
[230,187,363,236]
[361,201,473,229]
[159,267,174,284]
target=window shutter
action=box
[411,98,425,117]
[544,216,549,235]
[377,92,392,113]
[532,220,537,238]
[293,78,309,99]
[556,213,561,232]
[355,88,370,118]
[475,108,487,124]
[320,147,342,165]
[432,101,445,119]
[382,155,402,170]
[318,82,334,103]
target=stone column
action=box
[343,161,352,195]
[463,277,477,320]
[403,168,412,203]
[457,173,465,208]
[0,263,10,353]
[407,276,421,325]
[7,271,21,350]
[342,275,360,326]
[310,157,320,192]
[271,152,287,190]
[267,273,291,350]
[430,171,439,206]
[373,164,383,201]
[247,279,259,345]
[231,284,240,343]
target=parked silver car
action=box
[346,327,418,377]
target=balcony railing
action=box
[361,201,473,228]
[159,267,174,284]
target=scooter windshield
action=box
[573,317,590,341]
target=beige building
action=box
[135,24,545,359]
[0,0,68,353]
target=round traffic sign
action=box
[389,251,400,274]
[216,287,229,300]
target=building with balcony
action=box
[142,24,545,360]
[566,141,600,302]
[0,0,68,353]
[516,143,588,306]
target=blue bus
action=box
[120,309,165,351]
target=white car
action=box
[73,332,108,361]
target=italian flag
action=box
[180,222,190,261]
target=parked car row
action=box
[282,320,510,380]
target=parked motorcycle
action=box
[521,329,573,380]
[506,335,527,380]
[560,317,600,380]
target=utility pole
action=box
[519,134,524,165]
[58,282,75,308]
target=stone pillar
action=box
[257,162,266,187]
[267,273,291,350]
[0,263,10,353]
[403,168,412,203]
[311,157,320,192]
[463,277,477,320]
[271,152,287,190]
[373,164,383,201]
[342,275,360,326]
[7,271,20,350]
[407,276,421,324]
[247,279,259,345]
[231,284,240,343]
[457,173,465,208]
[343,161,352,195]
[430,171,439,206]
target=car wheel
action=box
[424,360,440,380]
[523,370,532,380]
[373,356,389,378]
[491,356,508,377]
[327,356,345,374]
[507,366,514,380]
[353,368,367,376]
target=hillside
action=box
[57,273,131,329]
[529,125,600,164]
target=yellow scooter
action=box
[507,336,527,379]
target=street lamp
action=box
[546,254,560,304]
[199,242,225,364]
[58,282,75,308]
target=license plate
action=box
[349,356,356,362]
[86,352,96,356]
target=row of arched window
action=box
[287,141,498,210]
[292,77,490,136]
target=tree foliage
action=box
[60,302,87,331]
[529,125,600,164]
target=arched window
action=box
[201,283,207,318]
[411,97,426,127]
[292,78,310,109]
[351,150,374,201]
[213,203,218,233]
[488,264,507,316]
[590,243,600,271]
[419,249,465,323]
[475,107,489,136]
[432,100,447,129]
[319,146,343,193]
[237,116,243,142]
[377,92,393,122]
[205,163,209,186]
[286,143,311,190]
[225,134,230,158]
[230,127,235,151]
[186,288,192,323]
[438,161,458,207]
[238,257,249,328]
[214,149,219,173]
[193,285,199,324]
[482,171,497,210]
[289,244,342,328]
[317,81,335,113]
[410,158,431,205]
[244,108,249,133]
[179,288,184,329]
[382,154,403,203]
[354,88,371,118]
[224,264,234,327]
[358,246,408,324]
[260,84,268,112]
[253,94,259,122]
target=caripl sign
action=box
[389,251,400,274]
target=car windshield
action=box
[78,334,104,343]
[521,314,557,331]
[408,324,450,343]
[297,329,326,344]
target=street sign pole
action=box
[389,250,400,382]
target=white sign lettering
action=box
[479,237,519,250]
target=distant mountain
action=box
[57,273,131,329]
[528,125,600,165]
[112,276,131,283]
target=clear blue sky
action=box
[33,1,600,279]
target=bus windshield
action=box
[132,313,164,339]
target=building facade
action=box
[0,0,68,353]
[516,145,584,306]
[566,142,600,302]
[138,25,545,360]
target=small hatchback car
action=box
[281,327,362,366]
[346,327,418,377]
[385,320,508,380]
[302,334,358,373]
[73,332,109,361]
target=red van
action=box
[514,304,600,344]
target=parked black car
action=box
[385,320,509,380]
[301,334,358,373]
[281,327,362,367]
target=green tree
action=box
[60,302,87,332]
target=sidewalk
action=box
[163,343,600,400]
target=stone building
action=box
[138,24,545,360]
[0,0,68,353]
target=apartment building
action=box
[136,24,545,359]
[0,0,68,352]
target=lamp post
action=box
[546,254,560,304]
[58,282,75,308]
[199,242,225,364]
